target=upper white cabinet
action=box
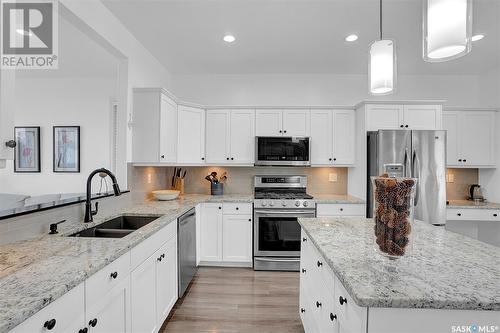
[443,110,496,167]
[132,89,177,163]
[366,104,442,131]
[311,110,355,166]
[206,109,255,164]
[256,109,310,136]
[177,105,206,164]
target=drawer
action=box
[10,283,85,333]
[223,203,252,215]
[447,208,500,222]
[334,275,367,333]
[317,204,365,217]
[86,251,130,307]
[131,219,177,270]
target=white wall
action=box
[171,73,483,107]
[0,77,117,196]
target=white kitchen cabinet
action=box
[155,237,178,325]
[366,104,441,131]
[199,203,253,266]
[256,109,310,136]
[199,203,223,262]
[130,255,158,333]
[177,105,206,164]
[222,215,253,262]
[9,283,86,333]
[443,110,496,167]
[132,88,177,163]
[311,110,355,166]
[205,109,255,164]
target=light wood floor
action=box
[160,267,305,333]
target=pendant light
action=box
[423,0,472,62]
[369,0,396,95]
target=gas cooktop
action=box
[254,191,314,200]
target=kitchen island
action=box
[298,217,500,333]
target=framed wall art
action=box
[53,126,80,173]
[14,127,41,173]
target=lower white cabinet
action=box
[155,237,178,325]
[130,255,158,333]
[199,203,253,265]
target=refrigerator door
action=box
[366,130,412,217]
[411,130,447,225]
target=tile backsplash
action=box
[446,168,479,200]
[130,165,348,196]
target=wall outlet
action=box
[328,173,338,182]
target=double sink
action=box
[68,215,159,238]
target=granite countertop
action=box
[298,217,500,311]
[447,200,500,210]
[312,194,365,204]
[0,194,252,333]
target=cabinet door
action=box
[230,110,255,164]
[156,237,178,326]
[442,111,460,166]
[283,109,310,136]
[310,110,333,165]
[332,110,355,165]
[177,106,206,163]
[255,109,283,136]
[222,215,252,262]
[200,203,223,262]
[366,105,404,131]
[132,90,161,163]
[159,95,178,163]
[86,276,131,333]
[403,105,442,130]
[461,111,495,166]
[206,110,230,163]
[130,256,157,333]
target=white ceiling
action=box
[102,0,499,76]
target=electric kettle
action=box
[469,184,484,201]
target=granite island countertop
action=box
[0,194,253,333]
[311,194,365,204]
[298,217,500,311]
[447,200,500,210]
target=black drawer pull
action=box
[157,256,163,262]
[79,328,88,333]
[302,237,307,242]
[301,268,306,273]
[457,213,462,217]
[236,207,239,210]
[317,261,323,267]
[494,214,498,217]
[44,319,56,330]
[339,208,343,211]
[316,301,322,308]
[89,318,98,327]
[300,308,305,313]
[339,296,347,305]
[330,313,337,321]
[110,271,118,279]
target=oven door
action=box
[253,209,315,257]
[255,137,310,166]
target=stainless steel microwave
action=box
[255,137,311,166]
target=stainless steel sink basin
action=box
[68,215,159,238]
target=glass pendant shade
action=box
[423,0,472,62]
[369,39,396,95]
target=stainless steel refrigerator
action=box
[367,130,447,225]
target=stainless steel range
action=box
[253,175,316,271]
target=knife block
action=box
[173,179,185,195]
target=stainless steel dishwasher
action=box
[178,208,197,297]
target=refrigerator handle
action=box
[412,150,420,206]
[404,148,410,177]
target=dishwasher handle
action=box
[179,209,196,225]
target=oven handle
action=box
[254,257,300,262]
[254,209,316,216]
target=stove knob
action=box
[281,201,287,207]
[303,201,309,207]
[269,201,274,207]
[295,201,301,207]
[261,201,267,207]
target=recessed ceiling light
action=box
[345,34,359,42]
[223,35,236,43]
[472,34,485,42]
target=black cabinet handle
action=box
[463,159,467,162]
[236,207,239,210]
[457,213,462,216]
[458,159,462,162]
[110,271,118,279]
[284,130,287,133]
[161,155,165,159]
[494,214,498,217]
[279,130,282,133]
[226,157,229,160]
[248,218,251,221]
[231,157,234,160]
[405,125,409,128]
[300,308,305,313]
[329,158,332,161]
[339,296,347,305]
[316,301,322,308]
[201,157,205,161]
[44,319,56,330]
[333,158,337,161]
[340,208,343,211]
[330,313,337,321]
[157,256,163,262]
[89,318,98,327]
[161,253,165,259]
[400,125,404,128]
[317,261,323,267]
[302,237,307,242]
[301,268,306,273]
[219,206,222,210]
[79,328,88,333]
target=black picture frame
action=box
[53,126,80,173]
[14,126,41,173]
